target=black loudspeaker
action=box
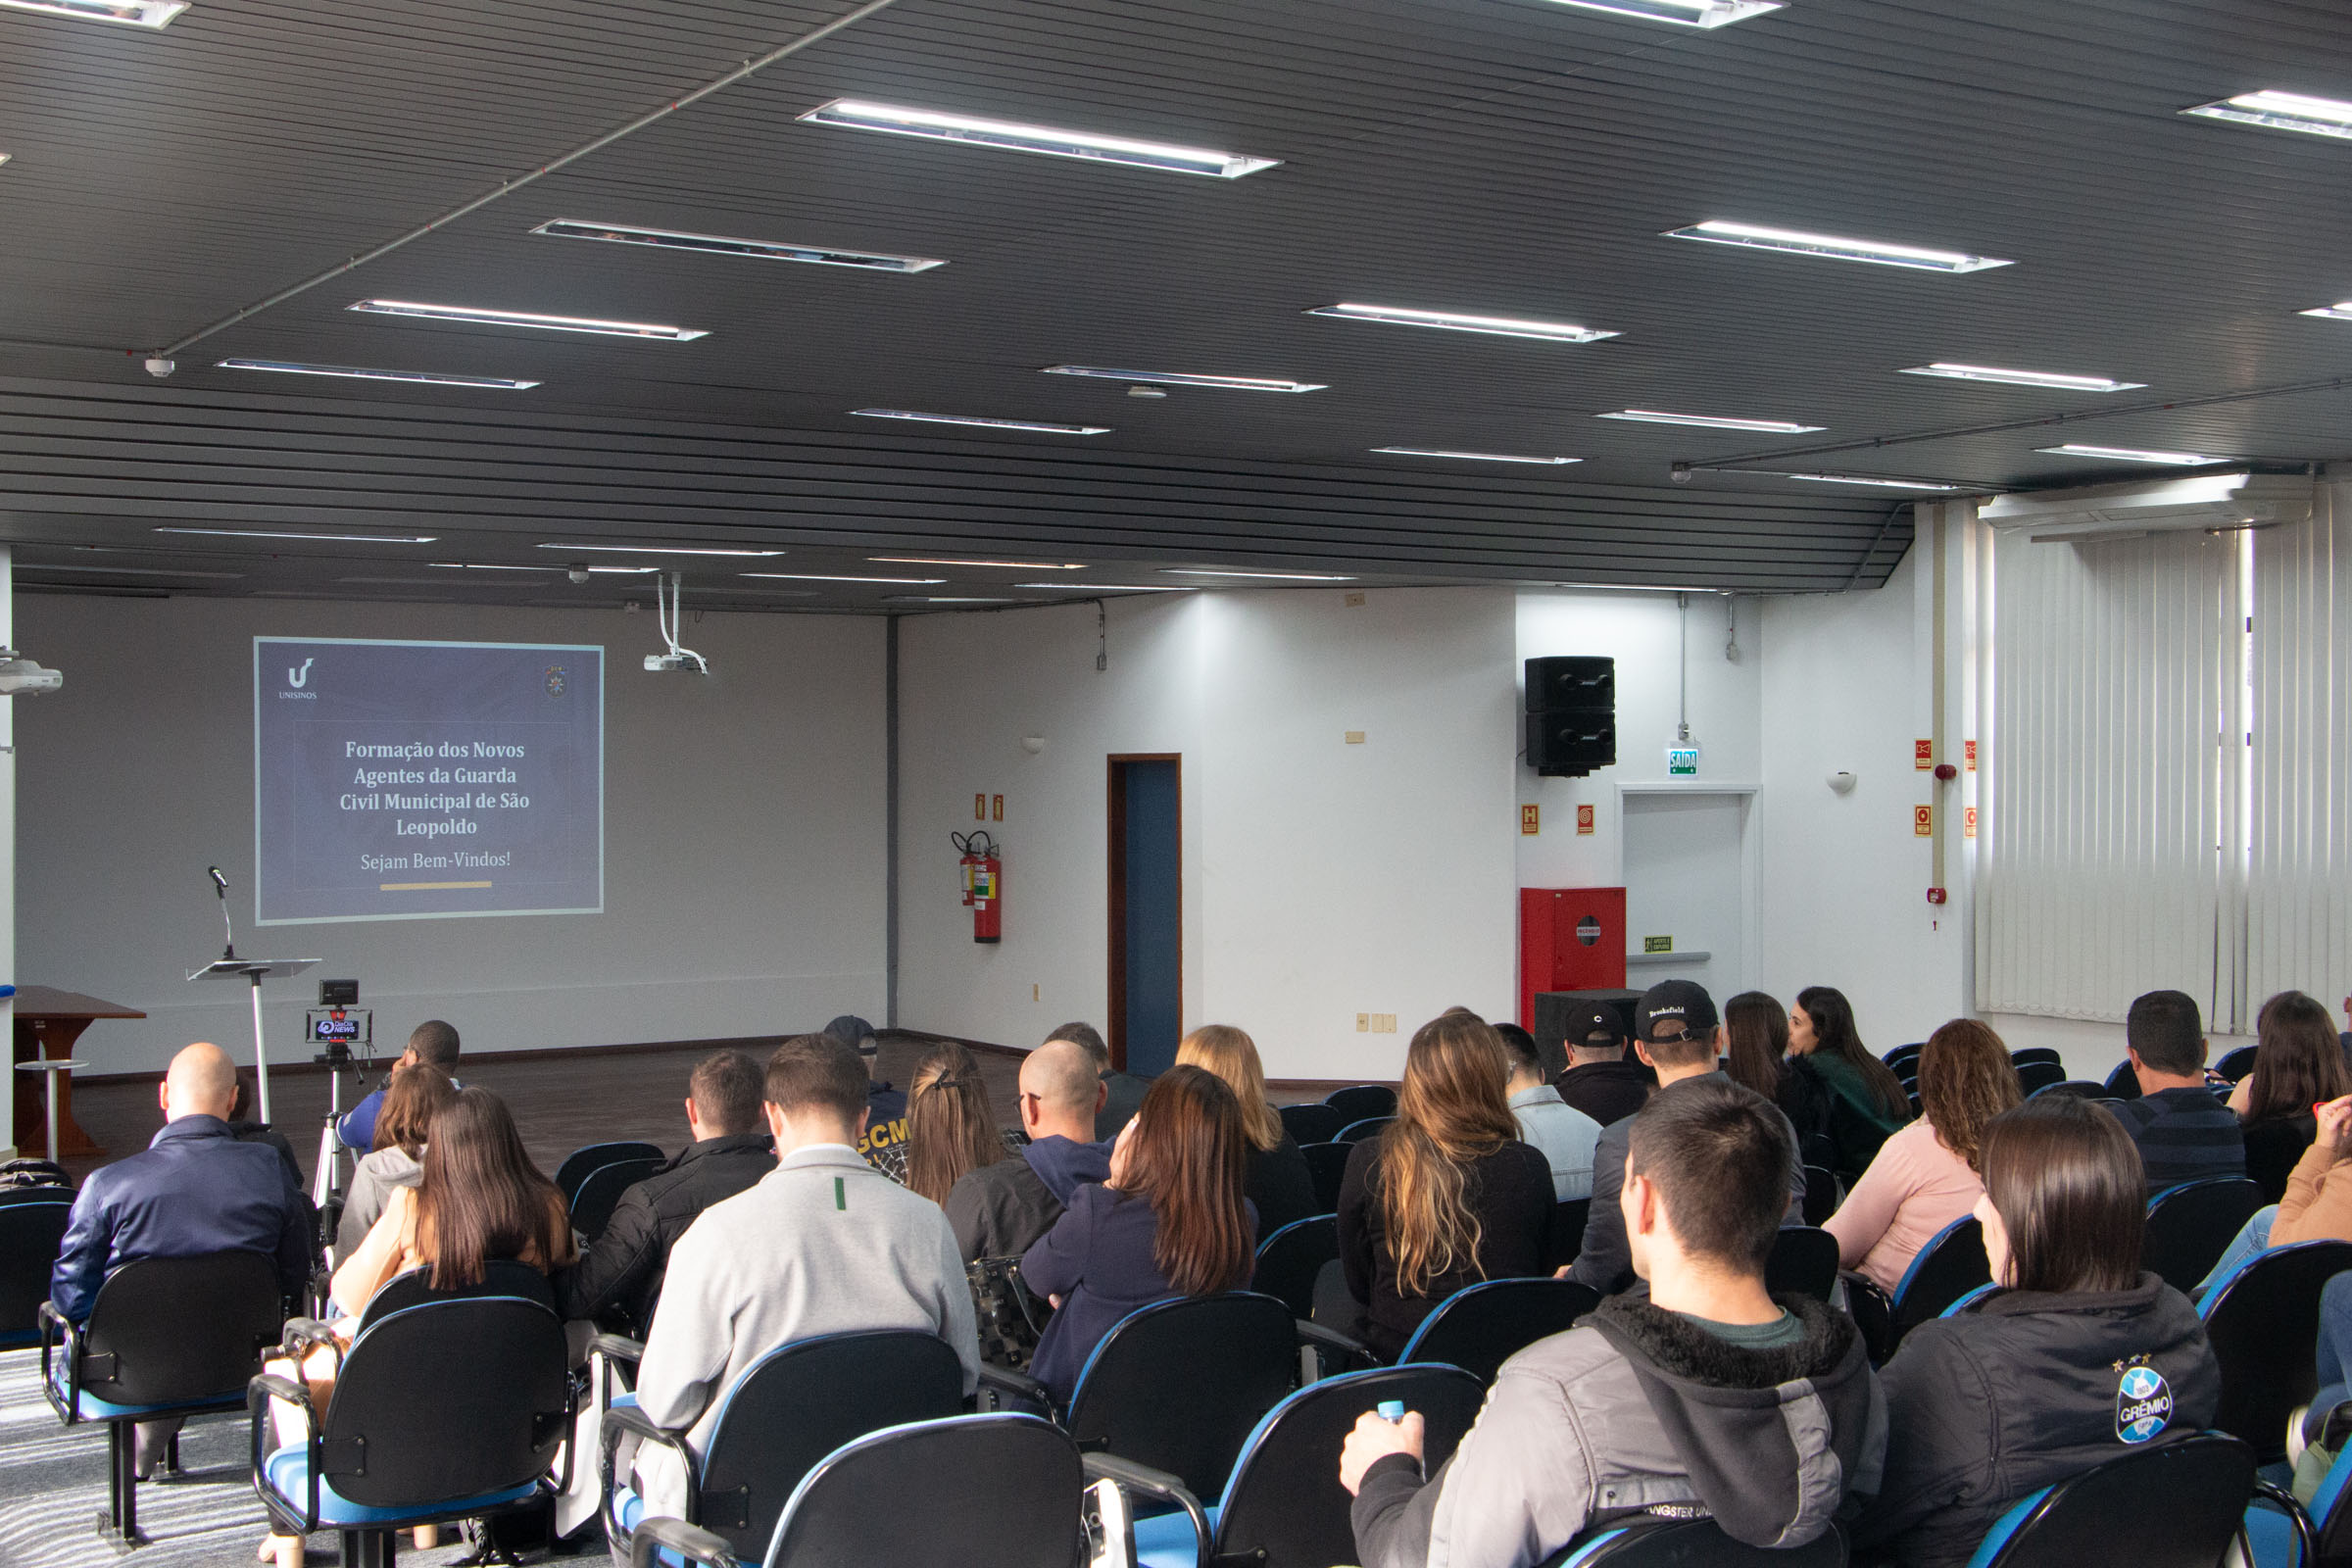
[1525,656,1616,777]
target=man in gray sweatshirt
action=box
[1341,1075,1885,1567]
[629,1033,980,1515]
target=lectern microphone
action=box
[208,863,235,957]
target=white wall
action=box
[16,594,888,1075]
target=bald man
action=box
[1018,1038,1117,1203]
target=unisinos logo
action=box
[279,655,318,701]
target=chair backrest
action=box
[2212,1045,2260,1082]
[1250,1215,1340,1320]
[762,1413,1083,1568]
[2297,1417,2352,1565]
[1066,1293,1300,1499]
[1892,1216,1991,1336]
[2142,1177,2267,1293]
[356,1258,558,1333]
[1960,1431,2256,1568]
[1213,1366,1486,1568]
[1323,1085,1396,1122]
[0,1196,73,1345]
[567,1155,664,1242]
[2101,1060,2141,1100]
[553,1141,664,1201]
[2014,1060,2068,1096]
[2033,1080,2109,1102]
[1399,1277,1600,1386]
[697,1330,966,1558]
[2008,1048,2064,1070]
[1544,1199,1592,1273]
[1277,1102,1346,1147]
[1765,1226,1841,1302]
[1543,1517,1848,1566]
[1301,1143,1351,1212]
[1799,1166,1841,1227]
[2200,1239,2352,1460]
[80,1250,285,1407]
[1883,1043,1925,1074]
[320,1296,569,1506]
[1337,1116,1395,1145]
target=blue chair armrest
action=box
[975,1362,1054,1416]
[249,1370,321,1536]
[601,1396,699,1534]
[629,1516,735,1568]
[38,1301,80,1424]
[1084,1453,1209,1568]
[1297,1317,1379,1375]
[2249,1477,2316,1567]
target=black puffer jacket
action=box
[554,1133,774,1335]
[1854,1272,2219,1568]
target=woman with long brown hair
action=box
[1336,1012,1552,1358]
[1019,1064,1256,1404]
[903,1042,1008,1205]
[1825,1018,2022,1292]
[335,1063,457,1256]
[1722,991,1791,1102]
[1177,1024,1319,1236]
[1785,985,1915,1182]
[2230,991,2352,1201]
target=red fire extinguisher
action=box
[954,830,1002,944]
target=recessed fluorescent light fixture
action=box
[218,358,541,390]
[15,564,243,579]
[532,219,945,273]
[154,527,438,543]
[2034,444,2230,466]
[883,596,1017,604]
[1784,473,1965,492]
[426,562,654,574]
[1898,363,2142,392]
[798,99,1278,178]
[1598,409,1825,433]
[2297,302,2352,322]
[1373,446,1582,466]
[536,543,784,558]
[1164,568,1356,582]
[853,408,1109,435]
[0,0,186,25]
[1013,582,1188,591]
[1663,220,2011,273]
[870,557,1088,569]
[1307,303,1617,344]
[1045,366,1324,393]
[0,154,11,169]
[2182,90,2352,140]
[1531,0,1781,26]
[350,300,708,340]
[742,572,947,584]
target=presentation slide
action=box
[255,638,604,924]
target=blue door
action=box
[1116,759,1182,1077]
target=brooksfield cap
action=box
[1636,979,1718,1041]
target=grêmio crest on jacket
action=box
[2115,1357,2174,1445]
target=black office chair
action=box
[2015,1060,2069,1096]
[2142,1177,2267,1294]
[353,1258,559,1332]
[602,1329,966,1564]
[2213,1044,2261,1082]
[1396,1277,1600,1386]
[1541,1518,1848,1565]
[2245,1406,2352,1566]
[1324,1084,1396,1123]
[253,1294,571,1568]
[1848,1215,1991,1362]
[1277,1102,1346,1147]
[1250,1214,1339,1320]
[1544,1198,1592,1272]
[0,1193,74,1348]
[1301,1142,1352,1212]
[2244,1116,2317,1205]
[1963,1431,2279,1568]
[2033,1079,2109,1101]
[569,1155,664,1242]
[2009,1047,2064,1070]
[555,1141,664,1203]
[631,1413,1088,1568]
[1767,1226,1842,1302]
[2102,1060,2141,1099]
[1883,1043,1925,1076]
[2200,1239,2352,1462]
[1126,1365,1487,1568]
[1800,1165,1842,1227]
[1338,1116,1395,1145]
[42,1250,287,1543]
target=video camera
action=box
[306,977,371,1071]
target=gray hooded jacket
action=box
[1351,1293,1886,1568]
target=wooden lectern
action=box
[12,985,146,1157]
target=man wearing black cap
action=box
[823,1015,909,1183]
[1563,980,1803,1296]
[1553,1003,1656,1128]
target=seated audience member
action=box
[1784,986,1914,1183]
[1722,989,1798,1113]
[1827,1019,2020,1294]
[1021,1038,1117,1201]
[944,1045,1069,1260]
[336,1063,456,1257]
[2197,1092,2352,1294]
[2304,1271,2352,1484]
[336,1019,461,1153]
[1051,1019,1148,1142]
[1855,1094,2219,1568]
[2230,991,2350,1202]
[2112,989,2245,1192]
[224,1069,307,1192]
[825,1014,910,1181]
[556,1050,773,1333]
[631,1035,978,1512]
[1177,1024,1320,1235]
[1568,981,1805,1296]
[1021,1064,1256,1405]
[1495,1021,1601,1201]
[1338,1013,1551,1357]
[51,1042,314,1478]
[1553,1004,1655,1127]
[1343,1076,1883,1568]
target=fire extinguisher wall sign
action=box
[953,829,1003,944]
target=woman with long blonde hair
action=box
[903,1042,1007,1205]
[1176,1024,1319,1235]
[1335,1012,1552,1357]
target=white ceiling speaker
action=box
[1980,471,2313,544]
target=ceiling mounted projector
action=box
[1980,471,2312,543]
[0,650,63,695]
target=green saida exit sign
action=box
[1667,746,1700,776]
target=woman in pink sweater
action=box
[1827,1019,2023,1293]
